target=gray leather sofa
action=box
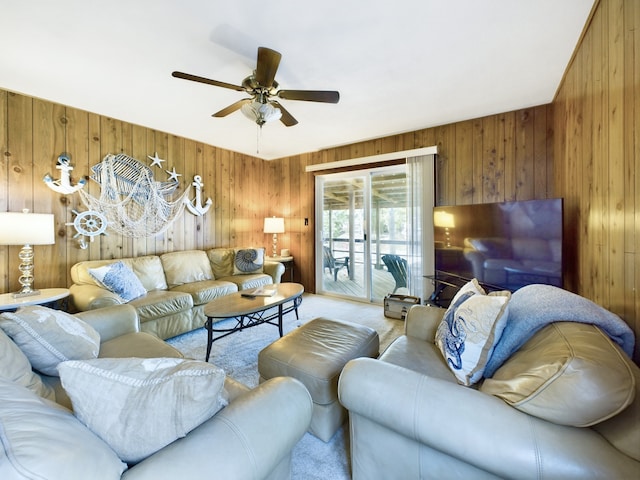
[0,304,312,480]
[339,304,639,479]
[69,248,285,339]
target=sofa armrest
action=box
[404,304,445,341]
[74,304,140,341]
[70,284,123,311]
[338,358,639,479]
[122,377,313,480]
[263,261,285,284]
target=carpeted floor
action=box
[167,292,405,480]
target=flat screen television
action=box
[432,198,563,294]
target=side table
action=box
[266,255,294,282]
[0,288,70,312]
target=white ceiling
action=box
[2,0,594,161]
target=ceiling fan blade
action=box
[271,101,298,127]
[278,90,340,103]
[212,99,252,117]
[172,71,245,92]
[255,47,282,89]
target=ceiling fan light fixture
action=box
[241,99,282,126]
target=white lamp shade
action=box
[264,217,285,234]
[0,212,55,245]
[433,211,455,229]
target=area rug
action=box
[167,292,405,480]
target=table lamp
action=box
[0,210,55,298]
[264,216,285,257]
[433,211,455,247]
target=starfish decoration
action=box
[166,167,182,182]
[148,152,165,168]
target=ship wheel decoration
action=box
[66,209,108,249]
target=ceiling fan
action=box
[172,47,340,127]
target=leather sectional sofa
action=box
[339,290,639,479]
[0,304,312,479]
[69,248,285,339]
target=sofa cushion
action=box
[220,273,273,291]
[59,357,228,464]
[233,247,265,274]
[435,279,510,385]
[207,248,235,278]
[0,328,54,400]
[129,290,193,322]
[0,306,100,376]
[71,256,169,291]
[89,261,147,302]
[480,322,636,427]
[161,250,215,287]
[0,377,126,479]
[170,279,238,305]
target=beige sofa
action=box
[69,248,285,339]
[339,293,639,479]
[0,304,312,480]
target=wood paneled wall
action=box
[554,0,639,361]
[0,91,285,293]
[0,90,553,303]
[275,104,555,292]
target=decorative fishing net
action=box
[78,153,189,238]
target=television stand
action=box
[424,272,504,308]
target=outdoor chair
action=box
[382,254,408,293]
[323,246,350,281]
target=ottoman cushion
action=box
[258,317,379,405]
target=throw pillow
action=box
[480,322,636,427]
[0,306,100,376]
[58,357,228,464]
[0,328,55,400]
[233,248,265,274]
[434,279,510,385]
[0,377,127,480]
[88,261,147,301]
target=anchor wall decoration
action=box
[43,154,86,194]
[184,175,212,216]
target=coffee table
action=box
[203,283,304,361]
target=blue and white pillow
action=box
[88,261,147,302]
[233,248,264,275]
[435,279,511,385]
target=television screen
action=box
[432,198,563,295]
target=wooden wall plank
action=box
[6,93,34,292]
[0,91,8,291]
[607,0,626,315]
[32,98,66,288]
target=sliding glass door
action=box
[316,165,409,303]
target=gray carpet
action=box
[167,293,405,480]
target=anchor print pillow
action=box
[435,279,511,385]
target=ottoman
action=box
[258,317,379,442]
